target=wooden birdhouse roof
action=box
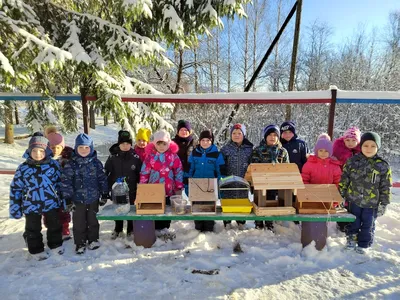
[136,183,165,203]
[249,163,305,190]
[296,184,343,203]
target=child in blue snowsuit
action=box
[60,133,109,254]
[188,130,225,232]
[10,133,63,260]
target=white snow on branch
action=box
[203,1,224,28]
[0,50,15,76]
[62,20,92,64]
[123,0,153,18]
[163,5,184,36]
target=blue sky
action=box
[301,0,399,43]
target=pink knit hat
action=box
[152,130,171,145]
[47,132,65,148]
[343,127,361,143]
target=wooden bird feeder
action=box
[296,184,343,214]
[189,178,218,215]
[135,183,165,215]
[248,163,304,216]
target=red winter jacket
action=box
[332,137,361,169]
[301,155,342,186]
[134,145,146,162]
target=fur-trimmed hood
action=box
[144,141,179,155]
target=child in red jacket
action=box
[302,134,342,186]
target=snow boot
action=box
[355,246,369,255]
[345,235,357,250]
[31,251,49,261]
[51,246,65,255]
[88,240,100,250]
[75,244,86,255]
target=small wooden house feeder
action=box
[189,178,218,215]
[135,183,165,215]
[248,163,304,216]
[296,184,343,214]
[219,175,252,213]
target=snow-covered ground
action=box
[0,125,399,300]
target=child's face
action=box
[136,139,148,149]
[281,130,294,142]
[77,145,91,157]
[155,141,168,153]
[344,138,358,149]
[317,149,330,159]
[178,128,190,138]
[231,129,244,144]
[200,138,212,149]
[119,142,131,152]
[51,145,64,157]
[361,141,378,158]
[31,148,45,161]
[266,133,279,146]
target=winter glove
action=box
[63,198,75,212]
[66,203,75,212]
[99,192,110,206]
[377,204,387,217]
[340,199,349,211]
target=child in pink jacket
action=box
[140,130,184,230]
[302,134,342,186]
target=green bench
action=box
[98,204,355,250]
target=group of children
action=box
[9,121,391,259]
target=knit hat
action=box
[263,125,280,139]
[280,121,296,135]
[75,133,94,156]
[314,134,333,157]
[47,132,65,148]
[152,130,171,145]
[136,128,151,142]
[343,127,361,143]
[199,129,214,143]
[177,120,192,132]
[28,134,50,155]
[230,123,246,137]
[360,132,381,149]
[118,130,132,145]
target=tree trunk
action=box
[14,103,20,125]
[80,87,89,134]
[244,5,249,89]
[194,47,199,93]
[89,103,96,129]
[216,28,220,92]
[104,115,108,126]
[207,35,214,93]
[4,102,14,144]
[227,19,231,92]
[174,49,184,94]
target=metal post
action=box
[328,88,337,139]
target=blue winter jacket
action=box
[188,144,225,179]
[10,149,61,219]
[280,135,308,172]
[220,139,253,178]
[60,151,108,204]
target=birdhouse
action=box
[135,183,165,215]
[219,175,252,214]
[296,184,343,214]
[248,163,304,216]
[189,178,218,215]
